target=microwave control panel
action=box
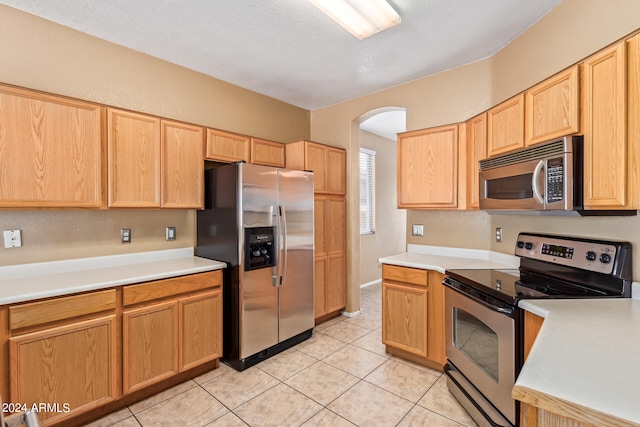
[546,157,564,203]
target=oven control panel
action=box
[514,233,630,275]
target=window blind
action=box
[360,148,376,235]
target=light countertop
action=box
[378,244,520,273]
[0,248,226,305]
[515,297,640,426]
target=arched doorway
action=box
[357,107,406,305]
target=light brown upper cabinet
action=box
[525,65,580,145]
[0,85,104,208]
[286,140,346,195]
[107,109,161,207]
[250,137,285,167]
[582,36,640,210]
[161,120,204,209]
[397,124,460,209]
[205,128,250,163]
[487,93,525,157]
[466,113,487,209]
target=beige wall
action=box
[0,5,310,266]
[359,131,406,286]
[310,0,640,312]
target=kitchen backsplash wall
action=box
[0,210,195,266]
[405,210,492,250]
[490,214,640,282]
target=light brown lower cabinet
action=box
[179,290,223,371]
[381,265,445,369]
[3,270,223,426]
[123,300,179,393]
[517,311,606,427]
[9,315,118,425]
[122,273,223,394]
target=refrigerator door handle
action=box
[272,204,281,287]
[279,205,288,286]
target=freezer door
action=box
[278,169,315,341]
[240,164,279,358]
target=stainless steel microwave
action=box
[479,136,583,212]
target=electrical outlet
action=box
[121,228,132,244]
[412,224,424,236]
[3,229,22,248]
[496,227,503,243]
[166,226,176,241]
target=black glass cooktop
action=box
[445,268,612,305]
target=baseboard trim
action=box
[340,309,362,318]
[360,279,381,288]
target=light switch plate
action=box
[3,229,22,248]
[412,224,424,236]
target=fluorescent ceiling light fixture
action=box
[310,0,401,40]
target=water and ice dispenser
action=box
[244,227,276,271]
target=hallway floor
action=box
[87,283,477,427]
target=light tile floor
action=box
[86,283,477,427]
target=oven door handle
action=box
[443,278,515,317]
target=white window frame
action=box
[360,148,376,235]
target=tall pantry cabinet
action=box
[286,140,347,321]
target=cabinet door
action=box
[123,300,178,393]
[426,271,445,366]
[314,257,327,318]
[326,147,346,195]
[466,113,487,209]
[326,196,346,254]
[487,94,525,156]
[382,281,428,358]
[525,66,580,145]
[523,311,544,362]
[205,128,250,163]
[0,86,103,208]
[398,124,459,208]
[314,196,327,258]
[582,42,627,208]
[179,290,222,371]
[108,109,161,207]
[326,254,346,314]
[9,316,118,424]
[305,142,327,193]
[251,138,285,167]
[161,120,204,208]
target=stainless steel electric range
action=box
[442,233,633,427]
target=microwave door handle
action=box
[532,160,545,204]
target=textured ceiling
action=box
[1,0,561,112]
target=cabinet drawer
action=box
[123,270,222,307]
[9,289,116,330]
[382,265,427,286]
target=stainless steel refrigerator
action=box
[196,162,314,371]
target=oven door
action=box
[444,283,517,425]
[479,158,546,210]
